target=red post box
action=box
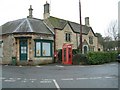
[62,44,72,65]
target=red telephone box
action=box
[62,44,72,65]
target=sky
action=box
[0,0,119,36]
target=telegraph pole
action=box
[79,0,82,53]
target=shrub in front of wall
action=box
[57,49,62,62]
[72,49,79,55]
[87,51,117,65]
[72,53,88,65]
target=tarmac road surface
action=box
[1,62,119,89]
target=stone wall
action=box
[55,24,78,50]
[82,30,98,52]
[55,23,102,52]
[55,24,101,52]
[2,33,54,65]
[2,34,14,64]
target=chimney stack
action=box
[28,5,33,18]
[85,17,90,26]
[43,1,50,19]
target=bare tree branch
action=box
[107,20,118,41]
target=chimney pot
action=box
[28,5,33,18]
[43,2,50,19]
[85,17,90,26]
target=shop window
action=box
[35,40,52,57]
[42,42,51,56]
[36,42,41,56]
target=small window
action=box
[89,36,93,44]
[65,33,71,42]
[98,48,100,51]
[90,46,94,52]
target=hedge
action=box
[87,51,117,65]
[72,53,88,65]
[58,49,117,65]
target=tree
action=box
[103,20,118,51]
[107,20,118,41]
[103,36,118,51]
[96,33,104,45]
[103,36,112,51]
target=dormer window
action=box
[89,36,93,44]
[65,33,71,42]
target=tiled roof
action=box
[1,16,97,36]
[46,16,96,36]
[1,18,53,35]
[47,16,67,29]
[68,21,90,34]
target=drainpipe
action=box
[54,28,57,63]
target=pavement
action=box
[1,62,119,89]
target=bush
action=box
[58,49,62,62]
[72,53,88,65]
[72,49,79,55]
[87,51,117,65]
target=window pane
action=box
[36,42,41,56]
[21,47,24,53]
[23,47,25,53]
[65,33,68,42]
[68,34,71,41]
[42,43,51,56]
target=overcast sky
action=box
[0,0,119,36]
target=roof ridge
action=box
[50,16,80,25]
[43,21,54,34]
[50,16,92,28]
[49,16,66,21]
[26,18,33,32]
[13,19,26,32]
[28,17,43,21]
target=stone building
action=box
[1,5,54,65]
[43,2,103,53]
[0,2,103,65]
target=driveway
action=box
[1,62,119,89]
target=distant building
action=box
[0,2,103,65]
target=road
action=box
[1,62,119,89]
